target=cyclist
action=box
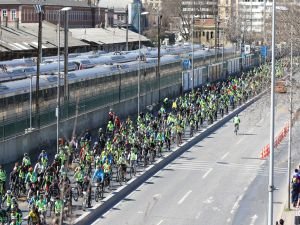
[54,196,63,218]
[92,165,104,184]
[27,205,40,225]
[233,114,240,134]
[2,190,12,210]
[36,194,47,220]
[103,159,111,186]
[0,165,7,196]
[22,153,31,170]
[38,150,48,167]
[117,153,127,181]
[82,176,92,208]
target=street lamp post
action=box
[63,7,71,118]
[157,14,162,101]
[191,0,195,91]
[138,5,149,115]
[29,74,33,130]
[57,7,71,155]
[126,6,129,51]
[287,25,293,210]
[267,0,276,224]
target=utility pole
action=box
[287,25,293,210]
[126,6,129,51]
[35,5,43,129]
[157,14,162,101]
[64,10,69,115]
[267,0,276,223]
[214,14,217,62]
[191,0,195,91]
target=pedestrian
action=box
[275,219,284,225]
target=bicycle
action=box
[116,165,126,185]
[234,123,239,135]
[94,182,104,202]
[129,161,137,178]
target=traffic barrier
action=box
[260,123,290,159]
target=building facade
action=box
[0,0,105,28]
[182,0,218,19]
[238,0,272,34]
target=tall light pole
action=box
[157,14,162,101]
[57,6,71,155]
[126,6,129,51]
[287,24,293,210]
[63,7,72,113]
[33,4,43,129]
[267,0,276,224]
[138,4,149,115]
[191,0,195,91]
[29,74,33,131]
[57,10,61,155]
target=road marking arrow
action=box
[250,214,258,225]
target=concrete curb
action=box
[74,91,267,225]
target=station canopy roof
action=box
[70,27,149,45]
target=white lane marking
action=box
[157,219,164,225]
[227,218,231,223]
[236,138,244,145]
[203,196,214,204]
[250,214,258,225]
[137,211,144,214]
[91,218,102,225]
[202,168,213,179]
[195,212,201,219]
[221,152,230,160]
[178,190,192,205]
[230,195,243,214]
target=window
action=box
[2,9,7,19]
[211,31,214,39]
[11,9,16,20]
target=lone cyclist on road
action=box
[233,114,240,135]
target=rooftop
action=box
[0,0,97,7]
[0,21,88,52]
[70,27,149,45]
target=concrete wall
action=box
[0,83,181,164]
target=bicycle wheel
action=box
[72,188,79,202]
[100,184,104,199]
[94,187,99,202]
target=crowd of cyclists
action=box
[0,61,283,225]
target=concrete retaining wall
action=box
[0,83,181,164]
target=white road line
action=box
[195,212,201,219]
[178,190,192,205]
[221,152,230,160]
[236,137,244,145]
[227,218,231,223]
[230,195,243,214]
[250,214,258,225]
[202,168,213,179]
[157,219,164,225]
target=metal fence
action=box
[0,72,181,140]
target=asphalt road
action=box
[90,85,299,225]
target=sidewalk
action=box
[280,206,300,225]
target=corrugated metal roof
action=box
[70,27,149,45]
[0,21,88,52]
